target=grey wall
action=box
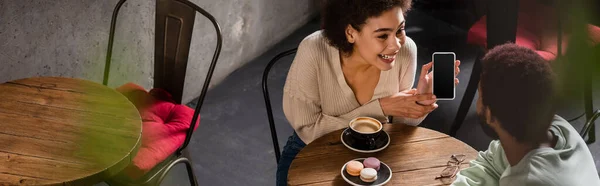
[0,0,317,103]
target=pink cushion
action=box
[116,83,200,179]
[467,15,549,59]
[468,1,600,61]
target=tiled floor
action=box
[102,8,600,186]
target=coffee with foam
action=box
[350,118,382,134]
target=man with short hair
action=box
[452,43,600,186]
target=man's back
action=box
[453,115,600,186]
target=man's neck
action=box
[499,130,557,166]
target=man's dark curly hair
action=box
[480,43,557,145]
[321,0,412,54]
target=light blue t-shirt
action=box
[453,115,600,186]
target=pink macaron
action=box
[363,157,381,171]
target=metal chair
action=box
[449,0,599,144]
[448,0,519,137]
[581,110,600,141]
[575,32,600,144]
[102,0,222,185]
[262,48,298,163]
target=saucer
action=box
[341,128,390,153]
[341,158,392,186]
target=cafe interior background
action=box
[1,0,599,185]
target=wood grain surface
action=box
[288,124,478,186]
[0,77,142,186]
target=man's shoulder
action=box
[501,167,600,186]
[551,115,576,132]
[550,115,588,148]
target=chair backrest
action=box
[262,48,297,164]
[486,0,563,58]
[103,0,222,154]
[154,0,196,104]
[486,0,518,49]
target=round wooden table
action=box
[288,124,478,186]
[0,77,142,185]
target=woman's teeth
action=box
[379,54,393,59]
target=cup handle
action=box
[367,137,376,149]
[344,128,352,136]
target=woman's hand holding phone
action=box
[415,60,461,105]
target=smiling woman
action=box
[274,0,462,185]
[321,0,412,56]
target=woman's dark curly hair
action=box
[321,0,412,54]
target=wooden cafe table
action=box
[288,124,478,185]
[0,77,142,185]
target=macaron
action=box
[346,160,364,176]
[360,168,378,183]
[363,157,381,171]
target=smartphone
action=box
[432,52,456,100]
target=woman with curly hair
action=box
[277,0,461,184]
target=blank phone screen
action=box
[433,54,455,99]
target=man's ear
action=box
[485,108,499,128]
